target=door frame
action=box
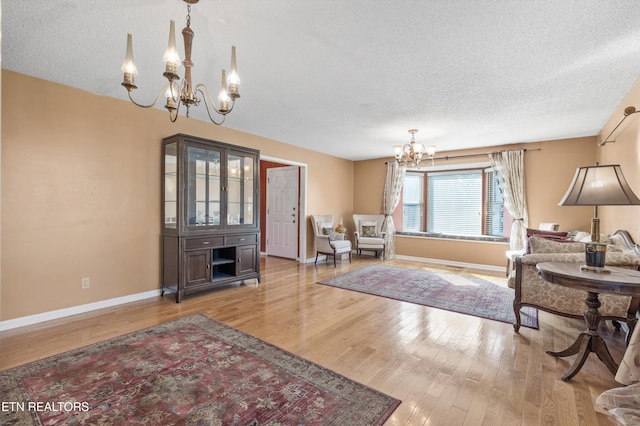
[261,155,307,262]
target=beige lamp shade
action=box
[559,164,640,206]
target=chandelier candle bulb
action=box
[227,46,241,99]
[393,145,403,160]
[426,145,436,165]
[121,33,137,90]
[218,70,230,112]
[162,20,180,80]
[165,84,177,111]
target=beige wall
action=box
[597,75,640,238]
[353,138,597,267]
[3,68,639,321]
[1,70,354,320]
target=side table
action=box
[536,262,640,381]
[330,232,349,260]
[505,249,525,277]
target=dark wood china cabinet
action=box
[161,134,260,303]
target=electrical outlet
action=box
[81,277,90,289]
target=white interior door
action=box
[266,166,299,259]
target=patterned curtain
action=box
[489,149,529,250]
[382,161,407,259]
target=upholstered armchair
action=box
[310,215,352,267]
[353,214,386,259]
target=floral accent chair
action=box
[310,215,352,267]
[353,214,386,259]
[509,231,640,343]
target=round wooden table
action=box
[536,262,640,381]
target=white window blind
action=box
[403,173,424,231]
[427,170,482,235]
[485,169,504,237]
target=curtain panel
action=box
[382,161,406,259]
[489,149,529,250]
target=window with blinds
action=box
[428,170,482,235]
[401,167,505,237]
[402,173,424,231]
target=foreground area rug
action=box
[318,264,538,329]
[1,314,399,425]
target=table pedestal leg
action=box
[546,291,619,381]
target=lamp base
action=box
[580,264,611,274]
[582,242,609,273]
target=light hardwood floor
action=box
[0,256,628,425]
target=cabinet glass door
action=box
[227,153,255,225]
[164,142,178,229]
[187,146,221,228]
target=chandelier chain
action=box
[186,4,191,27]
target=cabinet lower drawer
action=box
[225,234,258,245]
[185,236,223,250]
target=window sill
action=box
[396,231,508,243]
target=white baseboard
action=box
[304,255,326,263]
[394,255,503,273]
[0,290,162,332]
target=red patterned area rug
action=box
[318,264,538,329]
[0,314,400,425]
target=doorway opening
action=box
[260,156,307,262]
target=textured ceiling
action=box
[4,1,640,160]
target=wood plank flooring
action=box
[0,256,627,425]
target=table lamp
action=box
[559,164,640,273]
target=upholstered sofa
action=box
[509,230,640,342]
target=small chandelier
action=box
[121,0,240,125]
[393,129,436,168]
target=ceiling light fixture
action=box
[121,0,240,125]
[393,129,436,168]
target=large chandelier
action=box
[393,129,436,168]
[121,0,240,125]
